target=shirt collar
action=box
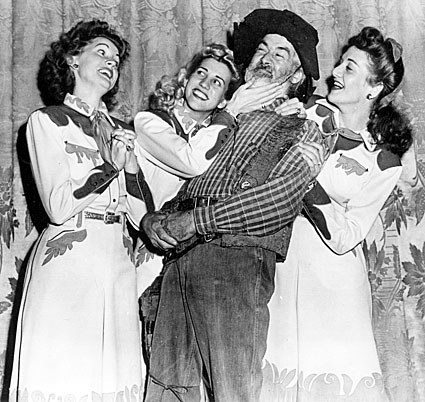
[64,93,115,126]
[315,98,377,151]
[261,97,287,112]
[173,99,212,134]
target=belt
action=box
[178,196,218,211]
[164,232,219,264]
[163,196,219,262]
[84,211,122,224]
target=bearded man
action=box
[142,9,326,402]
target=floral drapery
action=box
[1,0,424,400]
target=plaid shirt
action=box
[178,101,324,237]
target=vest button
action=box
[240,180,252,190]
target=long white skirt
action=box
[261,216,389,402]
[10,217,143,401]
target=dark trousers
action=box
[144,241,276,402]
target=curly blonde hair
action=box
[149,43,240,114]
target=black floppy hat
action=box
[233,9,320,80]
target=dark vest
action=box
[218,115,306,261]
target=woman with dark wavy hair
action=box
[263,27,412,402]
[10,20,146,400]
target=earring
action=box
[70,63,79,69]
[367,94,373,100]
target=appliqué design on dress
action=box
[336,154,368,176]
[0,165,18,248]
[65,93,91,114]
[122,231,135,263]
[261,361,387,402]
[10,384,142,402]
[65,141,99,164]
[43,229,87,265]
[135,243,156,266]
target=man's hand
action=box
[297,141,325,179]
[162,210,196,242]
[141,212,178,250]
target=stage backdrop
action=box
[0,0,424,401]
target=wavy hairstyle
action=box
[149,43,241,114]
[345,27,412,157]
[37,19,130,108]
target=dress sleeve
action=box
[303,158,402,255]
[123,170,149,231]
[26,110,118,224]
[134,111,236,178]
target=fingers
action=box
[230,81,285,114]
[112,128,136,151]
[151,230,178,250]
[258,88,285,109]
[298,142,325,164]
[162,210,196,242]
[141,213,178,250]
[124,152,139,174]
[297,142,326,179]
[275,98,306,117]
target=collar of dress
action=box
[173,99,213,134]
[64,93,115,126]
[315,98,377,152]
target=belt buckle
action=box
[195,197,210,208]
[104,211,115,224]
[202,233,214,243]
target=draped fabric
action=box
[0,1,424,401]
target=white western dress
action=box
[262,100,401,402]
[10,95,145,401]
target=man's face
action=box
[245,34,300,85]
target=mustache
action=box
[250,63,273,77]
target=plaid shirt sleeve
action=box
[193,146,309,236]
[193,120,322,236]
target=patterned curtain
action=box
[1,1,424,401]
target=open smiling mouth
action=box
[332,80,344,90]
[98,68,113,80]
[193,88,208,101]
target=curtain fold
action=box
[1,1,425,400]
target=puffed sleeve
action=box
[134,110,236,178]
[26,110,118,225]
[302,149,402,254]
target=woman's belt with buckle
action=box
[84,211,122,224]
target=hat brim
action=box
[233,9,319,80]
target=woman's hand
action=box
[225,80,286,116]
[110,128,136,171]
[297,141,325,179]
[275,97,306,118]
[124,151,139,174]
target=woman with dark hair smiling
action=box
[263,27,413,402]
[10,20,146,400]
